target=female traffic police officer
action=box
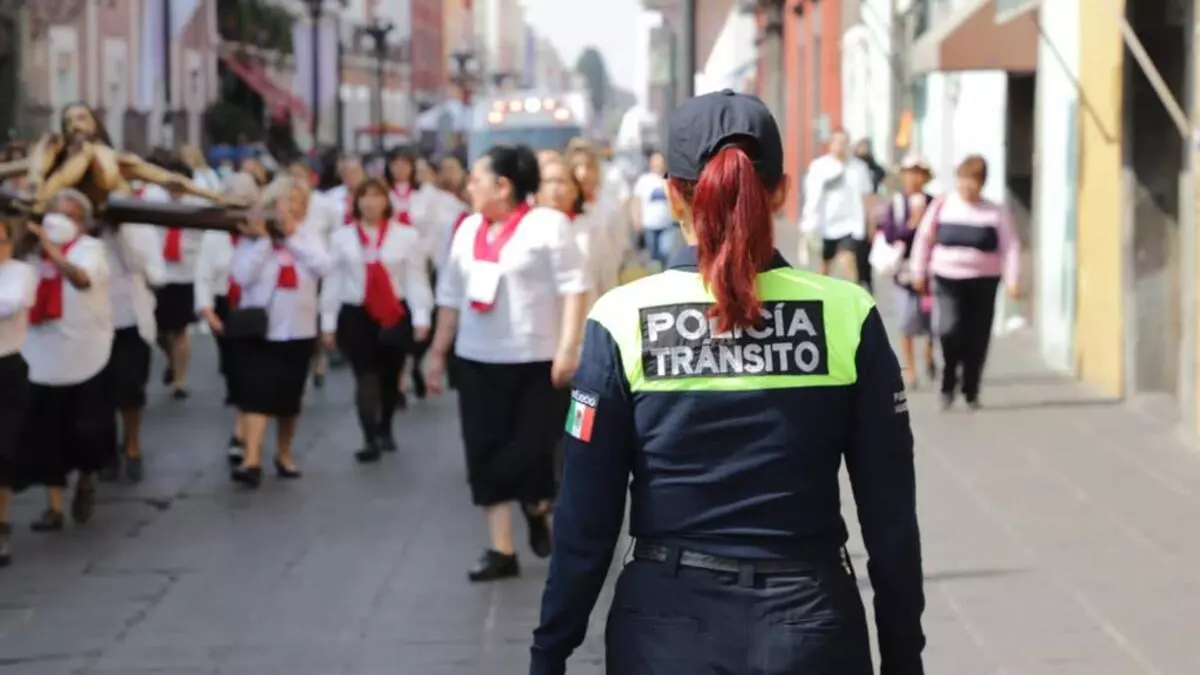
[530,90,926,675]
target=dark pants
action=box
[606,554,873,675]
[934,275,1000,401]
[855,238,873,294]
[336,305,410,444]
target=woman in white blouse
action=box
[17,190,114,531]
[195,172,262,466]
[426,144,589,582]
[0,219,36,566]
[537,157,609,311]
[228,180,331,488]
[568,148,629,297]
[321,177,432,462]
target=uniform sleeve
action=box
[435,224,468,309]
[545,212,589,296]
[0,264,35,318]
[845,307,925,675]
[319,232,343,334]
[284,227,331,279]
[230,237,273,288]
[75,238,110,286]
[194,232,219,313]
[403,230,434,328]
[531,317,635,675]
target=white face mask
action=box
[42,213,79,245]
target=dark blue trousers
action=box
[605,557,874,675]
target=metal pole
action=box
[1099,0,1190,138]
[310,2,321,147]
[375,34,385,152]
[162,0,173,146]
[680,0,695,100]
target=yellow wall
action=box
[1073,2,1125,397]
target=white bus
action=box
[467,90,591,163]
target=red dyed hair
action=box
[669,143,776,333]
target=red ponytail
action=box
[669,144,775,333]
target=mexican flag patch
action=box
[565,390,597,442]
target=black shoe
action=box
[125,455,144,483]
[30,508,64,532]
[274,459,303,479]
[355,447,382,464]
[467,549,520,582]
[313,373,325,389]
[71,477,95,525]
[376,433,398,453]
[162,367,174,386]
[940,393,954,411]
[231,465,263,488]
[0,522,11,567]
[227,437,245,467]
[524,507,552,559]
[412,371,427,400]
[965,397,982,411]
[171,388,190,401]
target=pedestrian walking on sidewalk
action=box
[910,155,1021,410]
[531,90,925,675]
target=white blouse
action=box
[22,236,114,386]
[320,221,434,333]
[142,185,203,284]
[436,206,589,364]
[0,259,36,358]
[105,224,165,343]
[570,209,621,309]
[194,230,237,311]
[229,228,331,342]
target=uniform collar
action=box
[666,245,792,273]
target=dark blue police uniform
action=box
[530,91,925,675]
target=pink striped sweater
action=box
[909,193,1020,285]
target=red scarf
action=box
[356,220,406,327]
[343,191,355,226]
[227,233,243,307]
[566,210,578,222]
[274,241,299,289]
[29,239,80,325]
[392,183,413,226]
[451,211,470,237]
[163,228,184,262]
[470,203,530,312]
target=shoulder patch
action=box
[639,301,830,379]
[566,389,598,442]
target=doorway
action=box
[1123,0,1191,411]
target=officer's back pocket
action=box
[605,609,703,675]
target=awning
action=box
[910,0,1038,75]
[218,49,310,122]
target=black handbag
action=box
[223,307,269,339]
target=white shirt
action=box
[105,224,164,342]
[585,196,630,292]
[436,207,588,363]
[194,230,237,311]
[305,191,339,246]
[0,259,36,358]
[800,154,874,240]
[321,221,435,332]
[602,163,632,206]
[229,228,331,342]
[570,209,617,309]
[22,236,114,386]
[142,185,203,284]
[192,167,222,194]
[633,173,673,231]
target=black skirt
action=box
[14,366,117,489]
[109,326,152,409]
[154,282,196,333]
[237,337,316,418]
[455,358,568,506]
[335,304,411,375]
[213,295,244,406]
[0,353,30,488]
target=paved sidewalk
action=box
[0,323,1198,673]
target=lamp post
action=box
[362,18,394,153]
[301,0,348,149]
[449,48,477,105]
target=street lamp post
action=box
[449,48,477,105]
[301,0,348,149]
[363,18,394,153]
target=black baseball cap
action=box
[666,89,784,186]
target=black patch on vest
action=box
[639,301,829,380]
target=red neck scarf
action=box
[29,239,80,325]
[356,220,406,327]
[274,241,298,289]
[470,203,530,312]
[566,209,578,222]
[392,183,413,226]
[227,233,243,307]
[343,190,355,226]
[163,228,184,262]
[451,211,470,237]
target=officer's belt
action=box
[633,541,825,575]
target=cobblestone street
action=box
[0,325,1197,674]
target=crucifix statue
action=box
[0,102,257,231]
